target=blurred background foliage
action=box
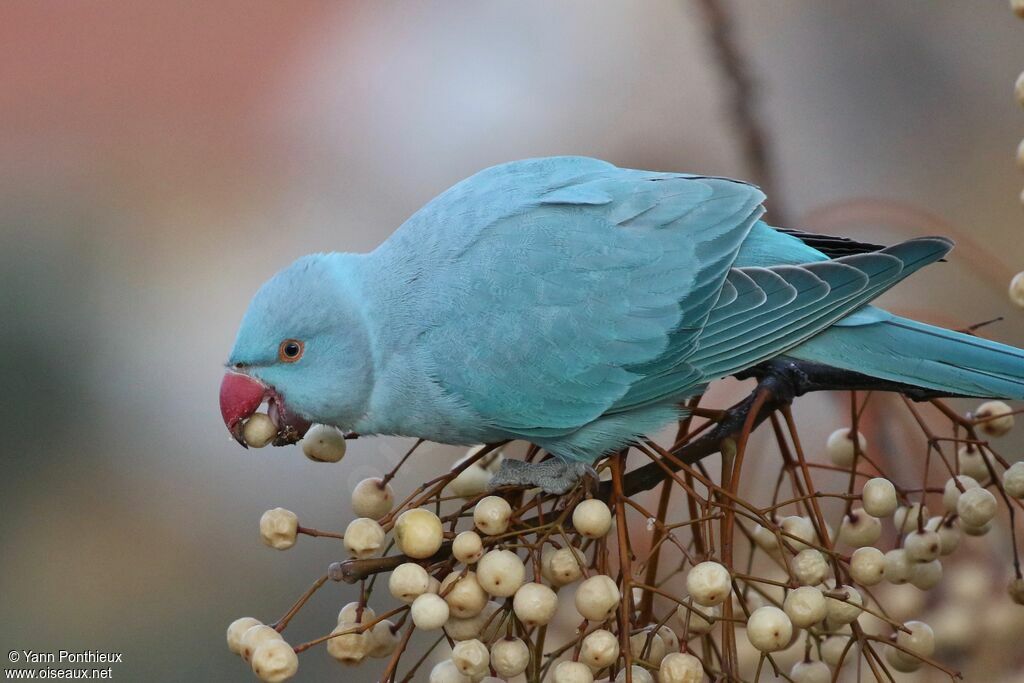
[1,1,1023,680]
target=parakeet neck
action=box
[294,252,380,432]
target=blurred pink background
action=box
[2,2,1023,680]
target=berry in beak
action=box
[219,371,314,447]
[220,371,267,447]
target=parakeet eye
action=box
[278,339,304,363]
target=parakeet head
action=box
[220,253,373,446]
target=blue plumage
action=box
[227,157,1024,463]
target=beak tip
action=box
[228,420,249,448]
[220,371,268,448]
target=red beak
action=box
[219,371,313,447]
[220,372,268,447]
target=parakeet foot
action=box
[488,458,598,495]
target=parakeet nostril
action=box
[219,371,268,446]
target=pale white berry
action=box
[746,606,793,652]
[826,428,866,467]
[629,627,667,666]
[477,549,526,597]
[893,503,928,534]
[368,620,399,658]
[784,586,827,628]
[441,571,488,618]
[580,628,619,668]
[656,625,679,655]
[513,582,558,627]
[676,603,719,635]
[957,445,991,483]
[1008,577,1024,605]
[614,665,654,683]
[444,601,502,641]
[427,575,441,594]
[573,499,613,538]
[790,661,830,683]
[883,549,912,584]
[943,475,980,513]
[820,636,853,668]
[259,508,298,550]
[344,517,386,559]
[885,644,921,673]
[731,590,764,615]
[451,446,505,475]
[337,602,375,625]
[490,637,530,678]
[449,464,493,498]
[326,622,370,665]
[251,638,298,682]
[451,638,490,678]
[300,424,347,462]
[554,661,595,683]
[849,547,885,586]
[429,659,470,683]
[939,523,960,554]
[973,401,1014,436]
[861,477,897,517]
[1011,271,1024,307]
[452,531,484,564]
[904,530,941,562]
[575,574,621,621]
[890,621,934,671]
[909,559,943,591]
[389,562,431,603]
[924,516,960,555]
[227,617,263,656]
[780,516,817,551]
[957,487,997,526]
[410,593,450,630]
[1004,462,1024,498]
[837,508,881,547]
[825,585,862,625]
[473,495,512,536]
[686,561,732,606]
[751,522,780,554]
[961,519,992,536]
[394,508,443,559]
[659,652,704,683]
[350,477,394,518]
[792,549,828,586]
[240,624,282,662]
[542,546,585,586]
[243,413,277,448]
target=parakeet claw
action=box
[488,458,598,495]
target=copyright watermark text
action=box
[5,651,122,679]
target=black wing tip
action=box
[779,228,955,262]
[776,227,888,258]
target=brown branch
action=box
[325,359,966,584]
[612,358,961,499]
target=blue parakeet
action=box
[220,157,1024,489]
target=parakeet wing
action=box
[416,159,765,433]
[609,237,953,413]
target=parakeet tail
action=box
[788,315,1024,400]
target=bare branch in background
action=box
[697,0,788,225]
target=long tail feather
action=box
[789,315,1024,399]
